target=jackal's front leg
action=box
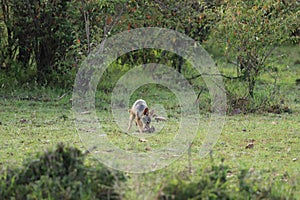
[136,118,144,133]
[127,114,135,132]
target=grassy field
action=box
[0,45,299,199]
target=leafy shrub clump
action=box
[159,160,295,200]
[0,143,125,200]
[160,160,230,200]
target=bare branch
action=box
[261,46,277,65]
[195,87,204,103]
[227,59,238,66]
[104,3,126,36]
[187,73,243,81]
[81,0,91,54]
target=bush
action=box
[0,143,125,200]
[225,80,292,114]
[212,0,299,97]
[159,159,296,200]
[160,159,230,200]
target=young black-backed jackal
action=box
[127,99,154,133]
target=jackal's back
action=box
[132,99,148,118]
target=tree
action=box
[1,0,221,87]
[0,0,85,85]
[111,0,221,73]
[0,0,17,70]
[12,0,83,84]
[212,0,299,97]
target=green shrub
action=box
[236,169,296,200]
[0,143,125,200]
[225,79,292,114]
[159,159,296,200]
[160,159,230,200]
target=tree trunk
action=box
[36,42,53,84]
[248,77,255,98]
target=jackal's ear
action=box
[128,109,132,113]
[143,107,149,115]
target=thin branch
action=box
[261,46,277,65]
[104,3,125,37]
[187,73,243,81]
[195,87,204,103]
[1,92,70,102]
[227,59,238,66]
[153,0,168,11]
[81,0,91,54]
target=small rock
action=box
[145,146,152,151]
[245,143,254,149]
[248,167,255,173]
[226,171,234,178]
[81,111,91,114]
[220,141,226,146]
[232,108,242,115]
[139,138,148,143]
[292,158,298,162]
[20,119,27,124]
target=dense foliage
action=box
[0,0,219,86]
[0,143,125,199]
[0,0,299,111]
[1,145,296,199]
[159,159,296,200]
[212,0,299,97]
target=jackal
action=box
[127,99,154,133]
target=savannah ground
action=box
[0,46,299,199]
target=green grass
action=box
[0,93,299,198]
[0,94,81,167]
[0,45,299,199]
